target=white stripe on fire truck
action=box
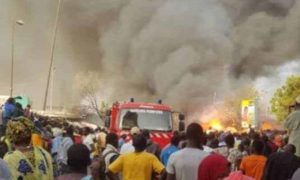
[161,133,169,139]
[150,133,170,139]
[155,133,161,138]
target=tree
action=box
[271,75,300,122]
[74,71,104,122]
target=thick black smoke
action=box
[1,0,300,113]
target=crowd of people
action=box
[0,97,300,180]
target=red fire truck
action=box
[104,99,185,148]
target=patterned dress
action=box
[4,147,53,180]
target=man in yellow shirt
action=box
[108,134,165,180]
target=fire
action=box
[198,107,226,131]
[208,118,223,131]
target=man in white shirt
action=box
[166,123,209,180]
[57,127,74,174]
[83,127,95,152]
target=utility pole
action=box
[50,66,56,112]
[10,20,24,97]
[43,0,63,110]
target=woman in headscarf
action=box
[3,117,53,180]
[198,154,230,180]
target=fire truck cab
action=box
[104,99,185,148]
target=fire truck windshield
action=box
[119,109,172,131]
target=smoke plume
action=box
[1,0,300,115]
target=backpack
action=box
[99,149,119,180]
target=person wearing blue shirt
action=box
[118,134,127,150]
[51,128,64,159]
[2,98,15,126]
[160,134,180,166]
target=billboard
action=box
[241,100,256,128]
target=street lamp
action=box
[16,20,25,26]
[43,0,63,111]
[10,19,25,97]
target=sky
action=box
[255,60,300,104]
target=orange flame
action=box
[208,118,223,131]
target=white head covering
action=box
[52,127,63,137]
[130,126,140,135]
